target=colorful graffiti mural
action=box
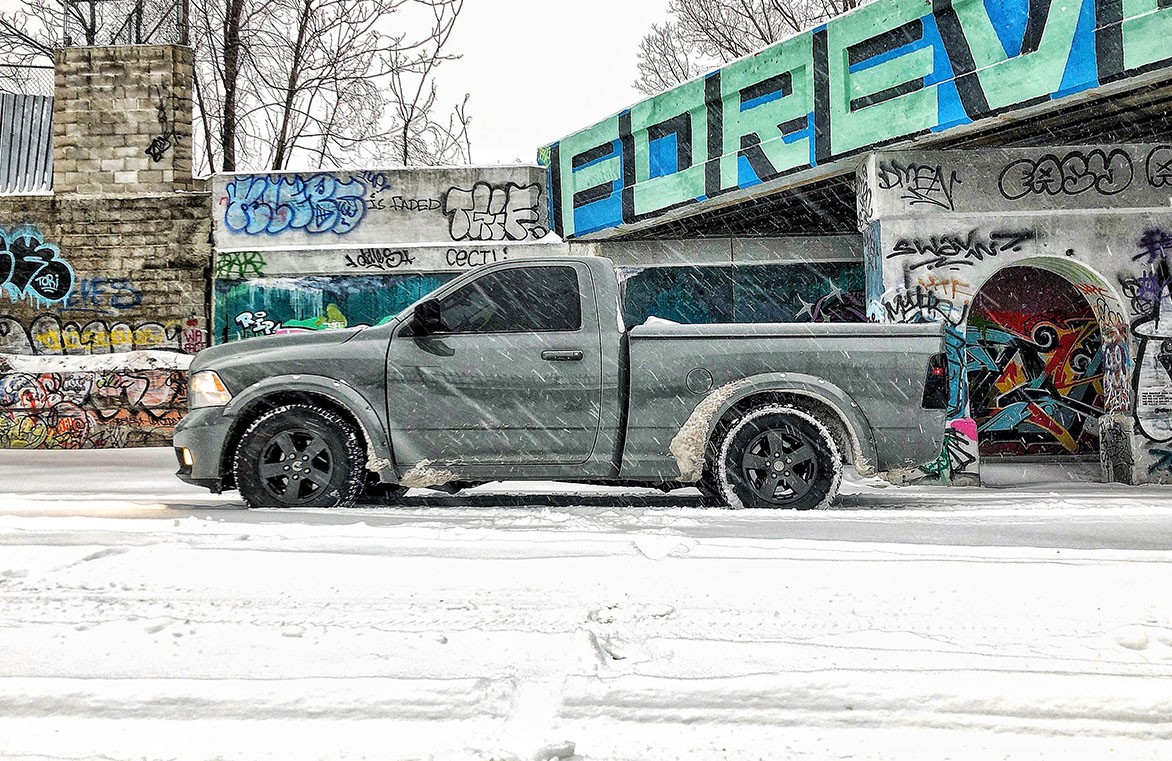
[213,274,458,343]
[0,314,201,356]
[545,0,1172,238]
[214,264,865,344]
[621,262,864,326]
[967,266,1105,457]
[0,367,187,449]
[1123,228,1172,443]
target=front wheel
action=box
[716,405,841,510]
[233,404,366,508]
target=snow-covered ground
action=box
[1,449,1171,760]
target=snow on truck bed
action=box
[0,448,1170,760]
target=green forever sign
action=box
[543,0,1172,238]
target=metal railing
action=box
[0,64,54,96]
[0,92,54,194]
[63,0,189,47]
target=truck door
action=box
[385,261,603,466]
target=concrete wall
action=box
[861,143,1172,485]
[571,235,860,267]
[1,44,210,449]
[210,166,568,342]
[543,0,1172,239]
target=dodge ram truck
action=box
[174,256,949,509]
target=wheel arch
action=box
[218,376,391,488]
[708,374,878,476]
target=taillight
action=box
[922,352,949,409]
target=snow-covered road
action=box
[1,449,1171,760]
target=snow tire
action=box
[234,403,366,509]
[716,405,842,510]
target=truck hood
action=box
[189,327,367,388]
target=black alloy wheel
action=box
[717,405,841,510]
[257,428,335,505]
[234,404,365,508]
[739,425,820,504]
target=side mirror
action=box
[412,298,443,336]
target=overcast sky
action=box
[0,0,671,166]
[443,0,670,164]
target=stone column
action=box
[52,45,194,196]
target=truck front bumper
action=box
[173,405,234,493]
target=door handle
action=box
[541,350,584,362]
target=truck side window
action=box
[439,266,583,334]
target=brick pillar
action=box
[52,45,194,196]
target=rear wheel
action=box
[233,404,365,508]
[716,405,841,510]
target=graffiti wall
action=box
[967,267,1105,458]
[0,194,211,359]
[214,274,458,343]
[621,262,864,326]
[213,167,552,249]
[211,167,568,344]
[0,355,188,449]
[863,144,1172,484]
[0,192,211,450]
[543,0,1172,239]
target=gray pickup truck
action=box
[175,256,948,509]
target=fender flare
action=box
[710,373,879,475]
[222,374,394,472]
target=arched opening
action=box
[966,265,1109,459]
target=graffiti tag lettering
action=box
[215,251,266,279]
[61,277,142,314]
[1146,145,1172,187]
[366,195,441,212]
[1132,229,1172,265]
[0,315,190,355]
[234,310,279,336]
[876,160,960,211]
[0,227,73,304]
[881,286,969,326]
[0,369,185,449]
[442,182,547,242]
[446,248,508,268]
[144,87,181,163]
[223,174,367,236]
[998,149,1133,200]
[344,249,416,271]
[888,230,1033,271]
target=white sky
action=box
[0,0,670,166]
[443,0,671,164]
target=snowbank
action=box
[0,350,193,373]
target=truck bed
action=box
[621,321,948,479]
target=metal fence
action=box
[63,0,189,47]
[0,65,54,97]
[0,93,54,194]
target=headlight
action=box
[189,371,232,408]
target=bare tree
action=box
[385,0,469,166]
[635,0,866,95]
[191,0,472,171]
[250,0,470,170]
[0,0,472,173]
